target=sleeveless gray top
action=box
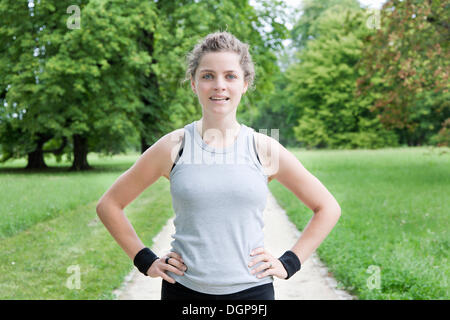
[167,121,273,294]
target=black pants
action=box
[161,280,275,300]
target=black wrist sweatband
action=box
[133,247,159,276]
[278,250,301,279]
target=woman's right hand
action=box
[146,251,187,284]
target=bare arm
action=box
[267,136,341,264]
[250,133,341,277]
[96,146,164,259]
[96,130,187,283]
[96,130,182,260]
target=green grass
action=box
[0,153,172,299]
[0,153,140,239]
[269,146,450,300]
[1,147,448,299]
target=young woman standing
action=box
[96,31,341,300]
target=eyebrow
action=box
[199,69,237,73]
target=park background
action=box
[0,0,448,299]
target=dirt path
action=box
[113,192,355,300]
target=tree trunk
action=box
[139,29,158,154]
[140,135,150,154]
[25,138,48,170]
[70,134,92,171]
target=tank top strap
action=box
[181,121,195,165]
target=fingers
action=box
[165,253,188,273]
[250,247,265,256]
[254,267,275,279]
[248,247,271,275]
[163,262,186,276]
[158,270,176,284]
[167,251,185,264]
[248,254,267,267]
[147,251,187,281]
[250,261,273,275]
[249,247,281,279]
[249,247,271,268]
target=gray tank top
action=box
[167,121,273,294]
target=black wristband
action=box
[133,247,159,276]
[278,250,301,279]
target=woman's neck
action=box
[196,118,241,147]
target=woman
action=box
[96,31,341,300]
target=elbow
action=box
[314,200,341,215]
[335,203,342,216]
[315,203,341,219]
[336,206,342,220]
[96,197,111,217]
[333,205,342,224]
[96,197,123,218]
[96,200,105,217]
[332,202,342,218]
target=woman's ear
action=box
[190,76,197,95]
[242,81,249,95]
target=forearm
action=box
[96,202,145,260]
[290,207,341,264]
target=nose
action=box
[213,76,226,91]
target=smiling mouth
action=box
[210,97,230,101]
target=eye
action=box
[202,73,213,79]
[227,74,237,79]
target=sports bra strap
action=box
[170,130,185,173]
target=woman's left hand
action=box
[248,247,288,280]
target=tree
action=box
[356,0,450,146]
[286,3,398,149]
[38,0,157,170]
[290,0,360,50]
[252,68,299,147]
[1,0,289,170]
[0,0,80,168]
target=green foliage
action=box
[252,70,299,146]
[429,118,450,147]
[42,0,157,156]
[286,5,397,149]
[2,0,447,165]
[356,0,450,146]
[1,0,288,167]
[0,0,94,158]
[290,0,360,49]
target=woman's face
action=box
[191,51,248,116]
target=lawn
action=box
[269,146,449,299]
[0,147,448,299]
[0,153,172,299]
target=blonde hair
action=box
[183,31,255,91]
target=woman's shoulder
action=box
[166,127,186,143]
[252,130,281,154]
[251,130,282,183]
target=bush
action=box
[429,118,450,147]
[293,116,399,149]
[331,130,399,149]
